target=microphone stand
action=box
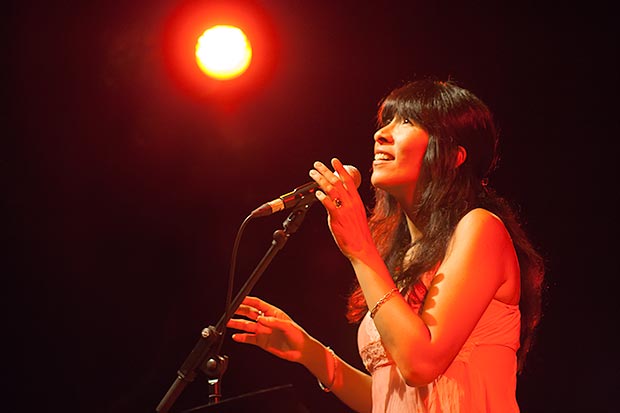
[156,203,314,413]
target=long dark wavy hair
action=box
[346,79,545,372]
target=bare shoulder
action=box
[448,208,519,303]
[445,208,514,261]
[454,208,511,243]
[460,207,503,225]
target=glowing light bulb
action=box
[195,25,252,80]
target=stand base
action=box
[180,384,310,413]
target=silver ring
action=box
[333,198,343,208]
[257,310,264,318]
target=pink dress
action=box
[358,284,521,413]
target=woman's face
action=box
[371,114,429,204]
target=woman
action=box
[227,80,544,412]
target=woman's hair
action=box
[347,79,545,372]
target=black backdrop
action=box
[5,1,618,412]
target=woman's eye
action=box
[402,118,411,124]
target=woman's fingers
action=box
[231,332,257,345]
[331,158,357,190]
[311,161,344,193]
[227,317,255,333]
[232,304,260,320]
[227,297,291,341]
[227,317,273,336]
[238,296,287,319]
[228,315,293,353]
[228,303,308,363]
[311,161,348,211]
[228,312,289,331]
[311,158,354,189]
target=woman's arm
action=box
[297,335,372,413]
[311,159,519,386]
[354,208,518,386]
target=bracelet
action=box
[370,287,399,319]
[317,346,337,392]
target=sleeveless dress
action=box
[357,283,521,413]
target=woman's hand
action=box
[309,158,376,261]
[226,296,311,363]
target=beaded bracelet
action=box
[317,346,337,392]
[370,287,399,319]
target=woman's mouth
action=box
[374,152,394,161]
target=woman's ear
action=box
[455,145,467,168]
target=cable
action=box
[217,213,253,354]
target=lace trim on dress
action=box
[360,340,393,374]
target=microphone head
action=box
[342,164,362,189]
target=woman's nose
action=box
[374,124,393,144]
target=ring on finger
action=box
[333,198,343,208]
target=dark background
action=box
[5,1,618,412]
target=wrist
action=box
[347,245,383,268]
[300,339,338,390]
[349,249,391,283]
[298,336,325,369]
[317,346,337,392]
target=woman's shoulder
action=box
[459,207,506,229]
[462,207,500,221]
[446,210,519,303]
[453,208,512,246]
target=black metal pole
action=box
[156,204,312,413]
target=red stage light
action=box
[195,25,253,80]
[161,0,279,104]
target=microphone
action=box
[250,165,362,218]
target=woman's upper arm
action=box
[419,208,516,371]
